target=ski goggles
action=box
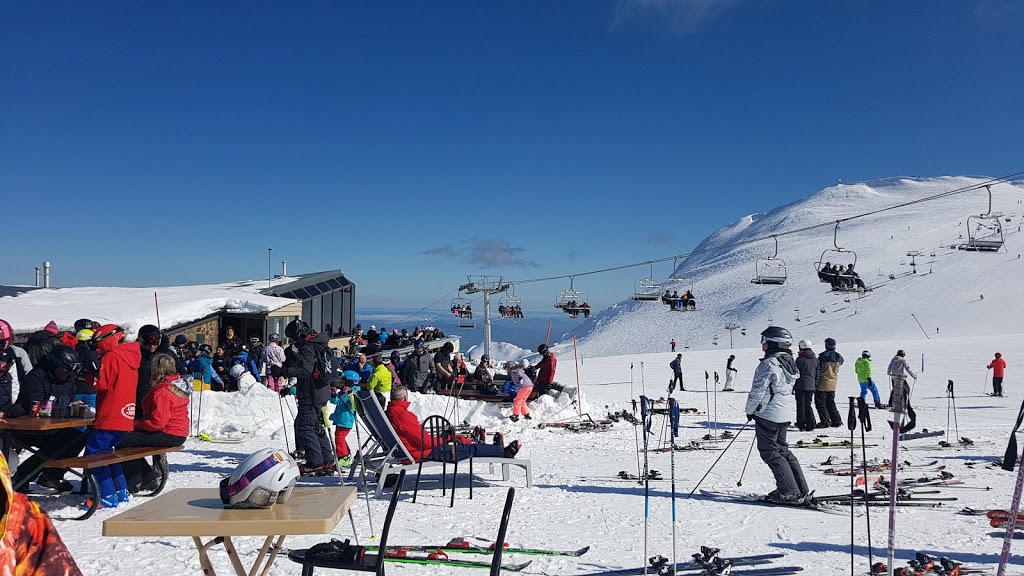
[139,332,162,346]
[219,453,280,505]
[92,327,124,347]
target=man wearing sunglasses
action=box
[10,345,87,493]
[136,325,186,420]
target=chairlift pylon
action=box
[751,236,788,285]
[632,262,663,301]
[959,185,1006,252]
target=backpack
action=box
[310,343,336,390]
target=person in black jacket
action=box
[793,340,818,432]
[136,326,187,419]
[272,320,336,475]
[400,341,433,392]
[221,325,242,359]
[11,346,87,492]
[248,336,264,377]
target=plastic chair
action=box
[412,415,459,507]
[287,470,406,576]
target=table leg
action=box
[257,535,286,576]
[191,535,287,576]
[194,536,221,576]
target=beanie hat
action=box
[824,337,836,348]
[44,320,59,334]
[996,352,1002,358]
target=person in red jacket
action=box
[989,352,1007,397]
[118,353,190,493]
[533,344,560,396]
[384,386,519,462]
[87,324,141,509]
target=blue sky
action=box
[2,1,1022,310]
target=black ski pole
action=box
[946,383,952,446]
[632,364,642,480]
[704,371,712,439]
[858,397,874,566]
[848,397,858,576]
[687,421,749,498]
[949,380,961,451]
[736,435,756,487]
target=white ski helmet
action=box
[220,448,299,509]
[229,364,246,379]
[797,339,813,350]
[520,358,531,369]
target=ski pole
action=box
[279,392,291,453]
[704,371,711,439]
[641,395,651,576]
[632,364,642,481]
[352,413,376,538]
[669,397,678,576]
[321,405,362,546]
[858,397,874,567]
[946,379,954,450]
[887,404,904,576]
[713,372,719,439]
[848,397,858,576]
[736,435,756,487]
[687,421,749,498]
[984,368,991,396]
[946,385,952,446]
[997,440,1024,576]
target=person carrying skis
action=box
[669,354,684,393]
[746,326,809,504]
[793,340,817,432]
[814,337,844,428]
[855,350,883,408]
[887,349,918,431]
[989,352,1006,397]
[329,371,360,467]
[724,355,738,391]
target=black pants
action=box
[295,402,334,467]
[994,377,1004,396]
[118,431,186,489]
[754,417,808,497]
[670,372,683,392]
[814,390,842,426]
[12,429,87,485]
[795,390,816,431]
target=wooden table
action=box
[104,486,357,576]
[0,417,95,484]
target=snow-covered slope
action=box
[570,177,1024,357]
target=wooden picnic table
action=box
[0,416,95,460]
[104,486,357,576]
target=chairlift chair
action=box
[661,278,697,311]
[751,236,788,285]
[498,286,524,320]
[814,222,867,293]
[960,185,1006,252]
[555,277,591,319]
[632,263,663,301]
[452,293,475,329]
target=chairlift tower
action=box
[724,322,743,349]
[462,275,510,360]
[906,251,922,274]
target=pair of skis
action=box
[356,538,588,571]
[581,548,801,576]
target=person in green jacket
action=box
[855,351,884,408]
[368,354,394,408]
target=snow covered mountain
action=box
[568,176,1024,357]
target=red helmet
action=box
[92,324,125,354]
[0,319,12,352]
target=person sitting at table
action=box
[0,448,84,575]
[86,324,141,509]
[118,353,190,494]
[10,345,86,493]
[385,386,520,461]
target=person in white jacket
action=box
[887,349,918,431]
[746,326,809,504]
[262,333,287,392]
[229,364,259,394]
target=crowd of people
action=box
[816,261,868,291]
[346,324,447,357]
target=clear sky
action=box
[2,1,1022,310]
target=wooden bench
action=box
[45,445,184,520]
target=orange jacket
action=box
[0,452,83,575]
[989,357,1007,378]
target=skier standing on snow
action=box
[534,344,559,396]
[793,340,818,432]
[855,351,884,408]
[887,349,918,431]
[669,354,684,393]
[988,352,1006,397]
[724,355,738,391]
[671,339,676,353]
[746,326,809,504]
[814,337,844,428]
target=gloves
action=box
[746,413,755,421]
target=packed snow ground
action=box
[40,334,1024,575]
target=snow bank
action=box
[462,341,532,364]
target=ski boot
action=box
[870,562,887,575]
[648,555,669,572]
[915,552,937,570]
[960,437,974,446]
[698,546,720,563]
[720,430,734,440]
[648,470,663,480]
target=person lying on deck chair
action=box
[385,386,520,461]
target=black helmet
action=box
[537,344,549,355]
[138,324,161,346]
[862,350,871,358]
[896,349,906,357]
[74,318,94,332]
[285,320,312,342]
[760,326,792,347]
[46,345,82,375]
[173,335,188,347]
[199,343,213,355]
[188,341,200,351]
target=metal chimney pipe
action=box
[34,267,40,287]
[43,261,51,288]
[282,260,287,277]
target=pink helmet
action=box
[0,319,13,352]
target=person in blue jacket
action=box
[230,346,262,389]
[329,370,360,466]
[193,344,224,390]
[343,353,373,384]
